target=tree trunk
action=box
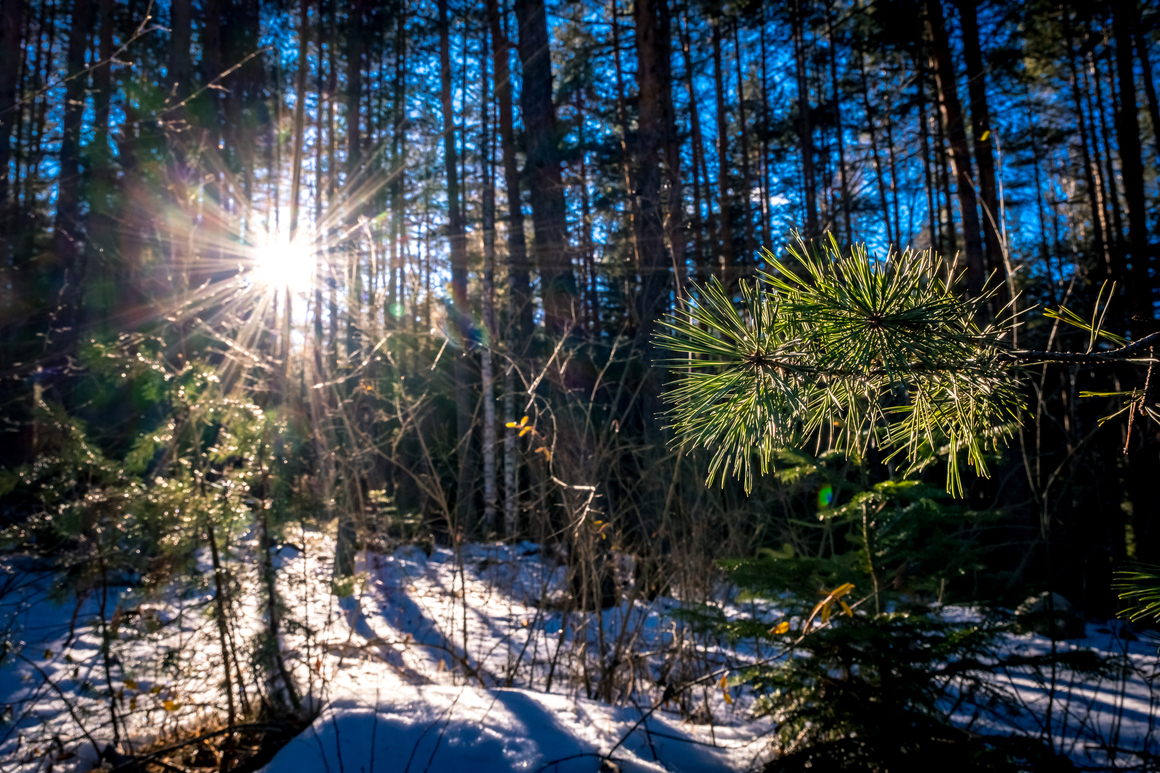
[792,0,818,239]
[514,0,576,334]
[858,51,895,249]
[957,0,1003,286]
[54,0,93,319]
[481,20,498,533]
[924,0,986,299]
[285,0,311,381]
[389,10,407,329]
[824,0,850,246]
[917,61,939,251]
[0,0,22,238]
[487,0,531,340]
[346,0,364,177]
[1063,7,1109,271]
[439,0,475,532]
[634,0,672,340]
[711,15,733,283]
[1135,27,1160,164]
[679,11,712,283]
[1112,5,1152,323]
[486,0,528,538]
[611,0,643,285]
[731,21,755,263]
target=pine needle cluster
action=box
[656,236,1022,495]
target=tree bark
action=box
[514,0,576,333]
[731,21,755,262]
[634,0,672,338]
[54,0,93,319]
[924,0,986,299]
[285,0,310,379]
[345,0,364,177]
[858,51,895,249]
[792,0,818,239]
[1062,7,1109,272]
[957,0,1003,286]
[1112,4,1152,323]
[0,0,22,235]
[824,0,850,246]
[488,0,531,340]
[481,21,498,533]
[711,15,733,283]
[487,0,529,539]
[679,11,713,283]
[439,0,475,532]
[611,0,643,286]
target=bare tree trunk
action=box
[634,0,673,340]
[285,0,311,383]
[1135,27,1160,163]
[439,0,475,533]
[346,0,364,176]
[389,10,407,328]
[731,21,755,263]
[0,0,22,240]
[824,0,850,246]
[711,15,733,283]
[54,0,93,321]
[1112,4,1152,323]
[1094,37,1125,244]
[679,11,712,283]
[1063,7,1109,271]
[924,0,986,299]
[958,0,1003,288]
[660,0,685,298]
[515,0,576,333]
[792,0,818,238]
[487,0,528,538]
[577,90,601,335]
[858,51,895,249]
[611,0,643,281]
[917,61,939,251]
[207,522,237,728]
[759,10,773,251]
[481,21,498,533]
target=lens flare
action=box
[252,235,314,294]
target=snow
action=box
[2,533,1159,772]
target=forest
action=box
[1,0,1159,769]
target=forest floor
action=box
[2,531,1159,772]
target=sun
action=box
[251,234,315,294]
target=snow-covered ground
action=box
[2,532,1159,771]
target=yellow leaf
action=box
[162,700,179,711]
[832,583,855,598]
[505,422,518,428]
[149,686,164,695]
[821,602,832,623]
[980,129,991,141]
[519,415,529,427]
[770,621,790,635]
[129,697,137,712]
[840,601,854,618]
[124,678,138,691]
[719,674,733,704]
[519,426,533,437]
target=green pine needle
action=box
[656,235,1022,495]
